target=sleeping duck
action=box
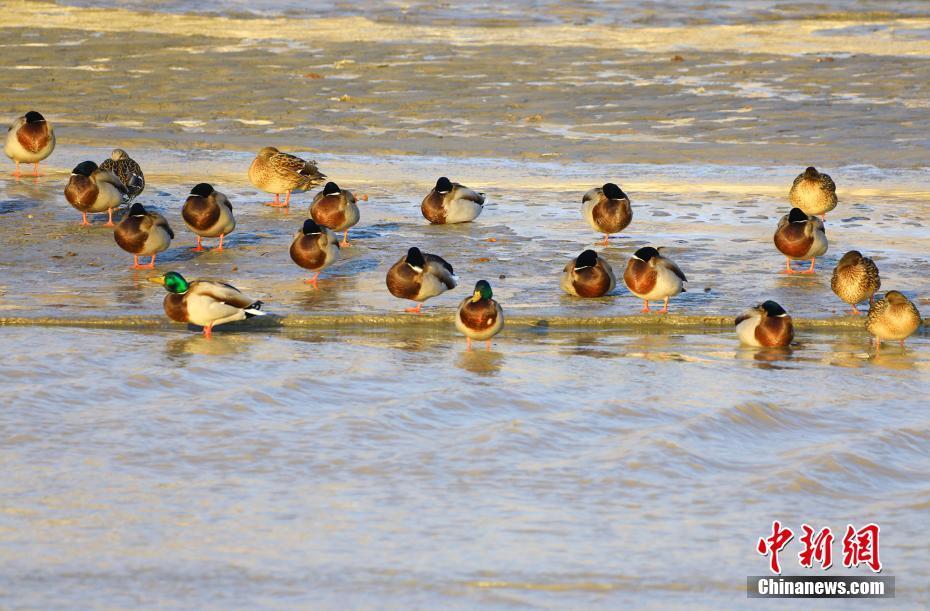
[867,291,922,353]
[5,111,55,177]
[100,148,144,202]
[64,160,128,226]
[248,146,325,208]
[581,182,632,246]
[182,183,235,252]
[114,202,174,269]
[830,250,880,315]
[560,249,616,297]
[310,181,360,247]
[735,301,794,347]
[150,271,266,338]
[289,219,340,288]
[386,247,457,313]
[455,280,504,351]
[623,246,687,313]
[774,207,828,274]
[789,166,837,220]
[421,177,485,224]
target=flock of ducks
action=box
[5,110,925,352]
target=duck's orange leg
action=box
[874,337,881,355]
[191,235,204,252]
[340,229,352,247]
[600,234,609,246]
[104,208,115,227]
[141,254,157,270]
[641,299,651,313]
[783,257,796,274]
[485,339,492,351]
[405,303,423,314]
[466,337,472,352]
[215,234,225,252]
[304,272,320,288]
[850,304,861,316]
[32,162,42,177]
[203,323,213,339]
[80,212,91,226]
[264,193,284,207]
[12,161,21,177]
[659,296,670,314]
[801,258,817,274]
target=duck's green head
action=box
[149,271,189,294]
[472,280,492,302]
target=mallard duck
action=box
[114,202,174,269]
[455,280,504,351]
[421,177,485,224]
[561,249,616,297]
[64,160,128,226]
[5,111,55,177]
[310,181,359,247]
[289,219,340,288]
[150,271,266,338]
[831,250,881,315]
[582,182,632,246]
[774,207,828,274]
[866,291,922,353]
[735,301,794,347]
[623,246,687,313]
[100,148,144,201]
[386,247,457,313]
[182,183,235,252]
[248,146,325,208]
[789,166,837,219]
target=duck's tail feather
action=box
[244,301,267,317]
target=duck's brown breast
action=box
[755,316,793,347]
[64,176,98,210]
[311,197,347,229]
[386,261,421,299]
[182,196,220,231]
[421,191,447,224]
[774,223,812,257]
[459,299,498,329]
[623,259,657,295]
[114,217,147,254]
[289,235,326,270]
[574,265,612,297]
[163,293,189,323]
[17,122,50,153]
[592,198,631,233]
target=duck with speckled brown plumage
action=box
[182,183,235,252]
[623,246,687,313]
[310,181,360,247]
[831,250,880,315]
[867,291,922,353]
[455,280,504,351]
[114,202,174,269]
[561,249,616,298]
[735,301,794,348]
[774,207,828,274]
[581,182,632,246]
[790,166,837,220]
[386,247,457,313]
[248,146,325,208]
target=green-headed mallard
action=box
[789,166,837,220]
[421,177,485,224]
[248,146,325,208]
[386,247,457,313]
[582,182,632,246]
[289,219,340,288]
[774,207,828,274]
[831,250,881,315]
[182,183,235,252]
[64,160,128,226]
[100,148,144,201]
[455,280,504,351]
[735,300,794,347]
[561,249,616,297]
[114,202,174,269]
[5,111,55,177]
[150,271,266,338]
[310,181,359,247]
[867,291,922,353]
[623,246,687,313]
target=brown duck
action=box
[830,250,880,315]
[581,183,632,246]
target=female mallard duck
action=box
[100,148,144,201]
[735,301,794,347]
[831,250,881,315]
[774,207,828,274]
[64,160,128,226]
[150,271,266,338]
[867,291,922,353]
[310,181,359,247]
[561,249,616,297]
[5,111,55,177]
[114,202,174,269]
[182,183,235,252]
[623,246,687,313]
[289,219,340,288]
[248,146,325,208]
[789,166,837,219]
[582,182,632,246]
[386,247,457,313]
[421,177,485,224]
[455,280,504,351]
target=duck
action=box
[455,280,504,351]
[561,249,616,297]
[4,111,55,177]
[735,301,794,347]
[866,291,922,353]
[310,181,360,247]
[289,219,340,288]
[774,207,828,274]
[149,271,266,338]
[623,246,687,313]
[114,202,174,269]
[100,148,145,201]
[182,183,235,252]
[248,146,325,208]
[386,247,457,313]
[831,250,881,315]
[581,182,632,246]
[789,166,837,219]
[421,177,485,224]
[64,160,128,226]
